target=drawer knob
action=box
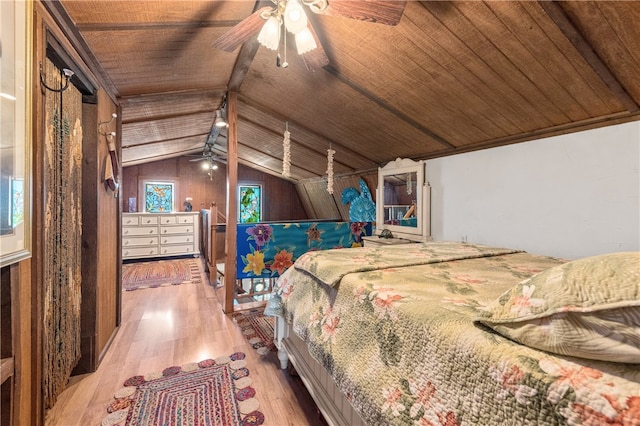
[150,240,154,244]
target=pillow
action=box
[476,252,640,363]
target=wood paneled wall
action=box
[121,158,307,222]
[75,89,120,375]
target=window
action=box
[238,184,262,223]
[144,181,175,213]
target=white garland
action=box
[406,172,412,195]
[282,123,291,178]
[326,147,335,194]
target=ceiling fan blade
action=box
[211,6,272,52]
[302,22,329,70]
[189,157,208,162]
[319,1,406,26]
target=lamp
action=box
[257,16,281,51]
[294,27,317,54]
[257,0,321,60]
[284,0,308,34]
[214,109,227,128]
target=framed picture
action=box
[238,183,262,223]
[1,1,32,267]
[143,181,175,213]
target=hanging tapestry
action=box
[42,58,83,409]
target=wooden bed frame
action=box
[273,314,365,426]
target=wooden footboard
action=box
[273,314,365,426]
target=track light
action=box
[214,110,227,128]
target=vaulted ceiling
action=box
[52,1,640,182]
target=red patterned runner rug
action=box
[122,258,202,291]
[101,352,264,426]
[232,310,277,355]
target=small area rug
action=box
[232,310,276,355]
[101,352,264,426]
[122,258,202,291]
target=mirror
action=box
[376,158,430,241]
[382,171,418,227]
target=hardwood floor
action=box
[44,258,326,426]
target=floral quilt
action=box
[269,243,640,425]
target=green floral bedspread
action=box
[270,242,640,425]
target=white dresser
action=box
[122,212,200,260]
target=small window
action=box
[238,184,262,223]
[144,181,175,213]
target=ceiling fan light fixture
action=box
[257,16,281,50]
[295,27,317,54]
[284,0,308,34]
[214,109,228,128]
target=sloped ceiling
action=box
[53,0,640,182]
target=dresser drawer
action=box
[122,215,139,226]
[159,216,177,224]
[160,225,194,235]
[123,246,159,258]
[177,215,194,224]
[139,215,158,225]
[161,235,194,245]
[160,245,195,255]
[123,236,159,247]
[123,226,158,236]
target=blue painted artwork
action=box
[145,182,174,212]
[341,178,376,222]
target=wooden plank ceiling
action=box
[56,0,640,182]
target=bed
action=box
[265,241,640,425]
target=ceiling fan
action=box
[211,0,406,70]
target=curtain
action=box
[42,57,83,409]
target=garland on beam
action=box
[282,122,291,178]
[326,146,335,194]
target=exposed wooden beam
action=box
[223,91,239,314]
[121,110,216,125]
[540,1,639,113]
[227,2,273,92]
[119,88,226,107]
[75,21,244,32]
[228,38,262,93]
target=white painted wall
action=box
[425,121,640,260]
